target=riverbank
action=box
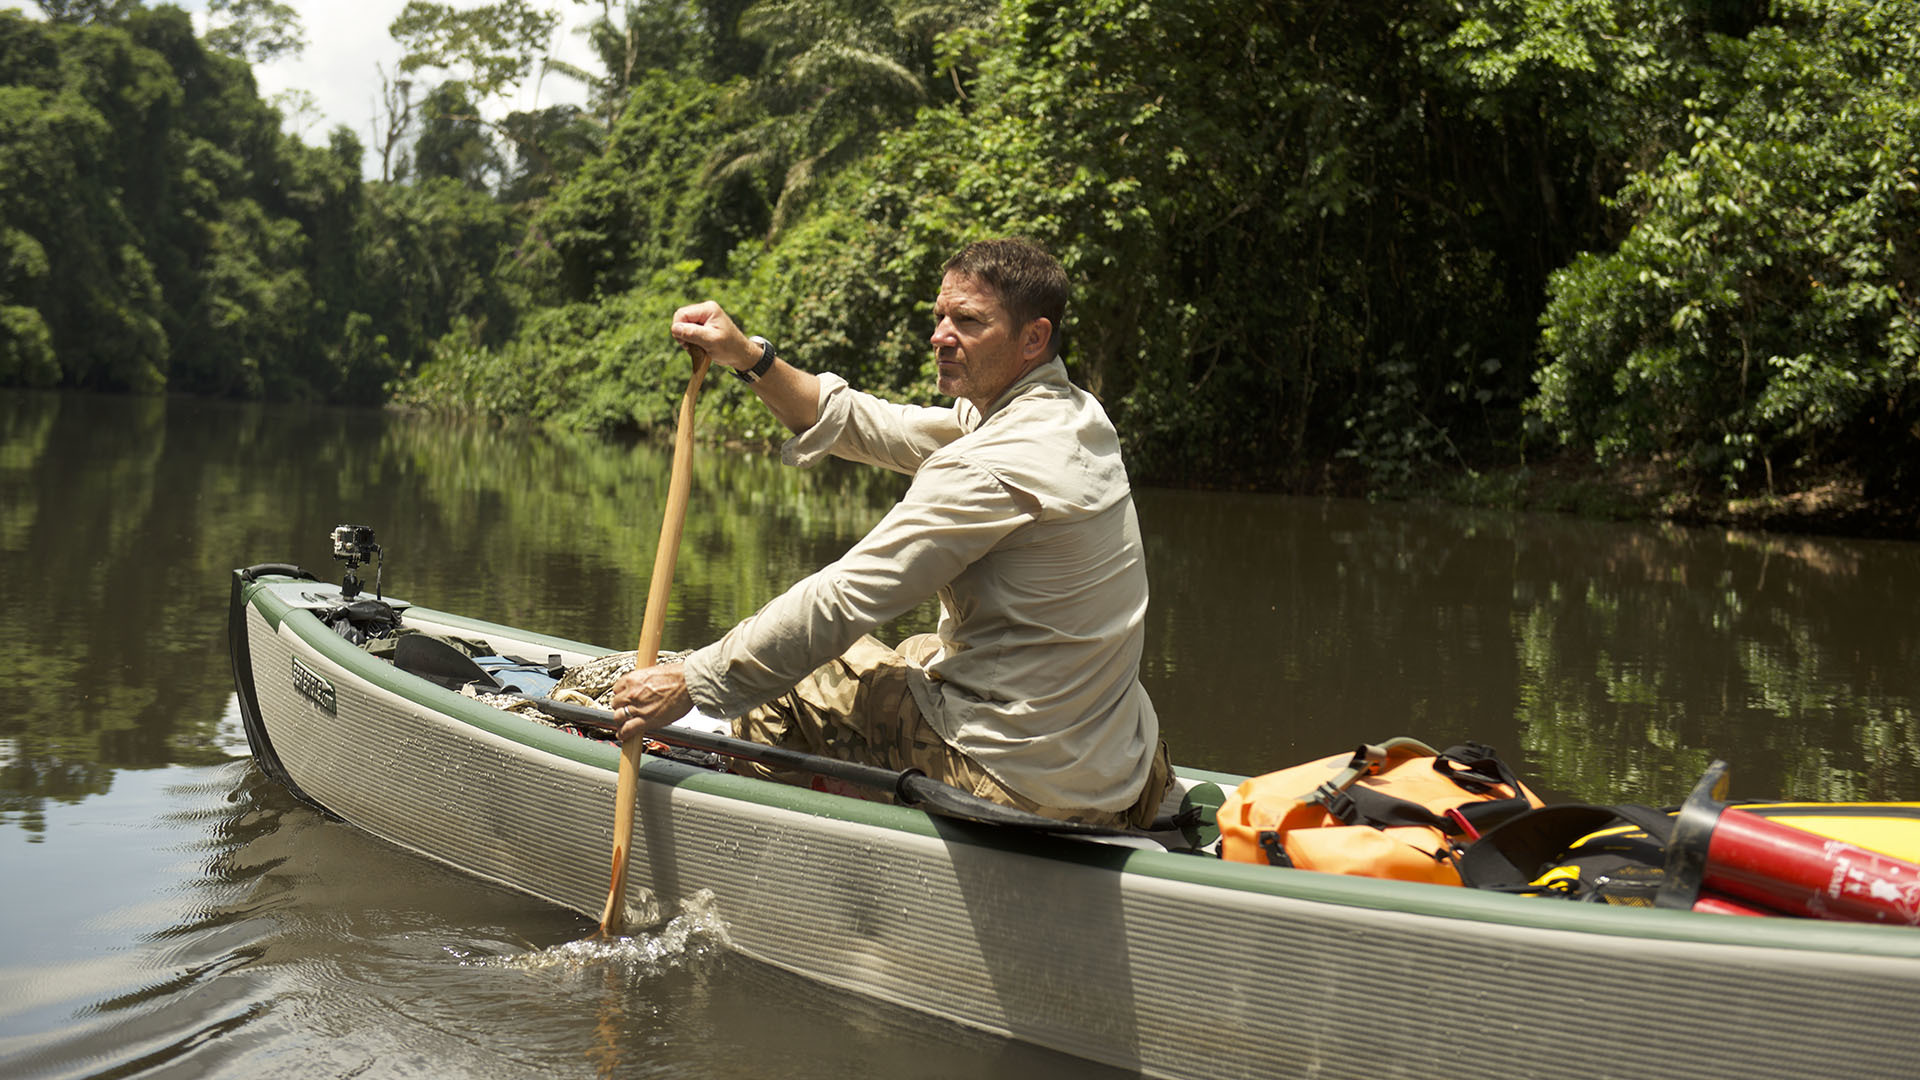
[1431,456,1919,541]
[660,419,1920,541]
[394,395,1916,541]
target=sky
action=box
[173,0,600,177]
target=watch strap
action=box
[736,336,777,384]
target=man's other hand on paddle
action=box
[609,663,693,742]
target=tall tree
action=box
[710,0,992,232]
[2,11,174,392]
[548,0,703,124]
[407,81,503,191]
[391,0,560,100]
[203,0,305,63]
[33,0,140,24]
[371,63,418,184]
[390,0,565,192]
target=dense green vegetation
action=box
[2,0,1915,515]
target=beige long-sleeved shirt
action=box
[681,358,1159,811]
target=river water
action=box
[2,389,1917,1078]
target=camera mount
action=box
[330,524,383,600]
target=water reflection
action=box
[1,763,287,1076]
[1497,516,1916,802]
[1135,487,1920,804]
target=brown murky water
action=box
[3,389,1916,1078]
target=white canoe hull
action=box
[231,571,1920,1079]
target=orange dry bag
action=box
[1217,739,1543,885]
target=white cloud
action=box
[177,0,599,177]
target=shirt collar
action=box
[980,357,1070,421]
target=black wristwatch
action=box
[735,336,777,384]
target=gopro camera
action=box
[331,524,379,567]
[330,524,382,599]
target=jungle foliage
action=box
[2,0,1915,502]
[0,3,522,402]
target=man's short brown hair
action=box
[943,237,1069,359]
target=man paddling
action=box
[608,237,1168,827]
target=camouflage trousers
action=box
[732,634,1169,828]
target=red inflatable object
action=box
[1690,890,1783,918]
[1657,762,1920,925]
[1704,806,1920,924]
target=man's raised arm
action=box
[669,301,819,433]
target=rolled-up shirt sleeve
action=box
[782,373,968,475]
[681,457,1033,717]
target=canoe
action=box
[228,562,1920,1080]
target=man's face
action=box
[930,272,1046,412]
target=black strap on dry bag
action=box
[1319,742,1533,837]
[1432,742,1522,794]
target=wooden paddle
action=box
[599,345,711,936]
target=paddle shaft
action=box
[600,348,711,935]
